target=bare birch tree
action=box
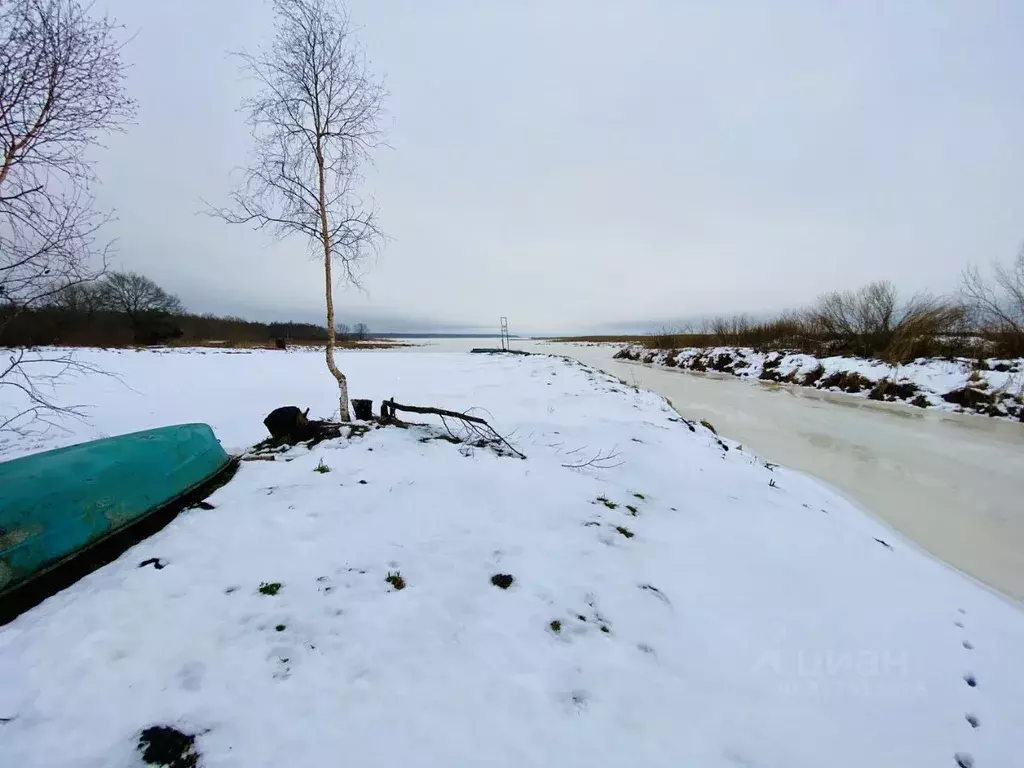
[0,0,134,434]
[214,0,384,420]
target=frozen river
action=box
[410,338,1024,601]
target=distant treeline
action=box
[0,271,369,348]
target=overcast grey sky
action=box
[92,0,1024,333]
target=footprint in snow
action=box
[177,661,205,692]
[269,648,293,680]
[563,690,589,712]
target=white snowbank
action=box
[1,349,1022,767]
[616,345,1024,420]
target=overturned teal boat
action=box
[0,424,233,610]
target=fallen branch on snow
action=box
[561,447,624,471]
[380,399,526,459]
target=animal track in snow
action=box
[638,584,671,607]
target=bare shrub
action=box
[804,281,966,363]
[962,248,1024,357]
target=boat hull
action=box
[0,424,231,597]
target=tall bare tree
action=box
[98,271,185,325]
[0,0,134,433]
[962,247,1024,341]
[214,0,384,420]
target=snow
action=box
[1,348,1023,767]
[618,345,1024,420]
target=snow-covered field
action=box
[1,348,1022,767]
[615,345,1024,421]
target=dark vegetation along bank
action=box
[611,269,1024,421]
[619,261,1024,364]
[614,345,1023,420]
[1,271,375,348]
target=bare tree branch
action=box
[380,399,526,459]
[561,447,624,471]
[962,247,1024,350]
[0,0,135,435]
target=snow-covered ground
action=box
[615,345,1024,421]
[1,348,1023,767]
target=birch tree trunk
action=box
[212,0,384,419]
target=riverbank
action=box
[2,348,1021,767]
[614,345,1024,421]
[524,341,1024,602]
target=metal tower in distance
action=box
[500,317,510,351]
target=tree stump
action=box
[263,406,310,441]
[352,399,373,421]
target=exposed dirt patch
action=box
[818,371,874,394]
[137,725,199,768]
[868,379,919,402]
[708,353,736,373]
[943,387,995,411]
[800,365,825,386]
[759,354,784,381]
[491,573,514,589]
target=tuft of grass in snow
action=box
[615,525,634,539]
[385,571,406,591]
[700,419,717,434]
[314,459,330,474]
[596,495,618,509]
[633,492,646,500]
[490,573,514,589]
[625,504,639,516]
[549,620,562,633]
[138,725,199,768]
[258,582,282,596]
